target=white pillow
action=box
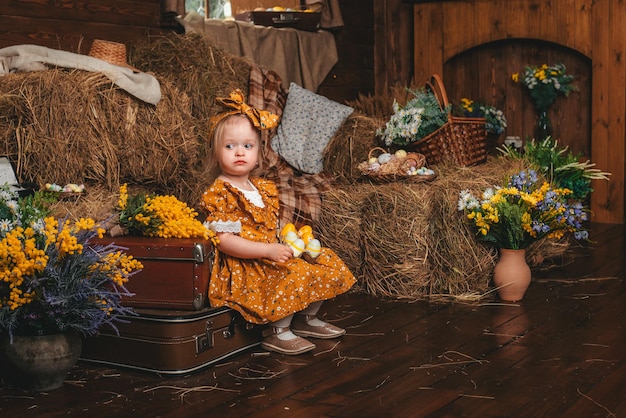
[271,83,353,174]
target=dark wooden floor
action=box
[1,223,624,417]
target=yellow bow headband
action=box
[208,89,280,139]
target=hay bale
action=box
[323,113,383,184]
[130,33,251,131]
[48,184,119,222]
[424,161,505,298]
[317,157,570,301]
[359,183,433,298]
[317,185,371,287]
[0,33,253,209]
[0,70,205,203]
[345,83,419,120]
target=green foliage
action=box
[498,137,611,200]
[513,63,578,110]
[408,87,450,140]
[118,192,162,235]
[377,87,450,147]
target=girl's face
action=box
[215,116,260,178]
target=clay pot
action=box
[0,331,82,391]
[493,248,532,302]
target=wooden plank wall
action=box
[412,0,625,224]
[317,0,414,102]
[0,0,181,54]
[0,1,413,104]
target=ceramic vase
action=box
[0,331,82,391]
[493,248,532,302]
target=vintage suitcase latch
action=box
[195,319,214,354]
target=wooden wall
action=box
[0,0,412,103]
[317,0,414,102]
[412,0,625,224]
[0,0,183,55]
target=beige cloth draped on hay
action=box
[0,44,161,105]
[180,12,338,92]
[248,65,332,229]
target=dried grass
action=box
[318,157,570,301]
[323,113,383,184]
[0,33,251,209]
[130,33,251,131]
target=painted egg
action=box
[395,149,408,158]
[369,162,381,172]
[290,238,305,257]
[283,231,298,244]
[301,231,315,244]
[306,239,321,258]
[298,225,313,237]
[378,153,392,164]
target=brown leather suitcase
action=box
[95,235,213,311]
[80,307,264,375]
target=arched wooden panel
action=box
[444,40,591,157]
[413,0,625,223]
[439,0,593,63]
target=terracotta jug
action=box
[493,248,531,302]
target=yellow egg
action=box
[395,149,408,158]
[280,223,296,240]
[300,231,315,244]
[297,225,313,237]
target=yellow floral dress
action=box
[201,177,356,324]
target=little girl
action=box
[200,90,356,355]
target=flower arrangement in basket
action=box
[0,186,143,340]
[376,87,449,148]
[378,75,488,167]
[458,169,589,250]
[357,148,436,183]
[457,98,507,135]
[115,184,219,245]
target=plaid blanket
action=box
[248,65,333,229]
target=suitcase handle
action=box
[222,316,236,339]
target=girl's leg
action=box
[261,314,316,355]
[292,301,346,339]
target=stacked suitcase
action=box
[80,236,264,375]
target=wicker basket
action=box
[409,75,487,167]
[357,147,436,183]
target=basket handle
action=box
[368,147,388,160]
[425,74,450,110]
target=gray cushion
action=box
[271,83,353,174]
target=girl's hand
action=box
[266,243,293,263]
